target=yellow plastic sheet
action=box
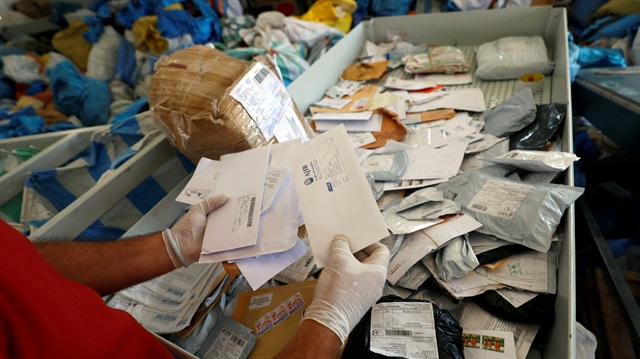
[51,19,92,71]
[294,0,356,34]
[132,16,169,54]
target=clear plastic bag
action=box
[475,36,554,80]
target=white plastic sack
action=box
[1,55,40,84]
[475,36,554,80]
[495,0,532,8]
[86,26,124,81]
[576,322,597,359]
[451,0,492,11]
[283,17,343,49]
[226,0,244,17]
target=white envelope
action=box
[201,146,270,254]
[313,98,352,109]
[290,125,390,267]
[200,173,299,262]
[176,158,284,216]
[315,113,383,133]
[235,238,310,291]
[415,73,473,85]
[348,132,376,147]
[384,77,438,90]
[399,141,467,180]
[408,88,487,113]
[175,158,221,205]
[312,111,374,121]
[409,91,449,105]
[261,167,288,214]
[385,99,407,120]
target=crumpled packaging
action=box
[148,45,314,163]
[403,46,469,74]
[341,61,389,81]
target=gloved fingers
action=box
[359,240,385,256]
[328,234,357,265]
[354,250,369,263]
[333,235,389,268]
[360,242,391,267]
[195,193,228,215]
[330,234,353,255]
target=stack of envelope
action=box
[107,262,226,334]
[176,126,391,291]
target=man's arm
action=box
[274,320,342,359]
[34,233,173,296]
[33,193,228,296]
[276,235,390,358]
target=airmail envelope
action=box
[289,125,390,268]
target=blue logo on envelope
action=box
[326,182,333,192]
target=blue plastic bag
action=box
[158,10,193,38]
[356,0,413,17]
[580,14,640,44]
[578,47,627,68]
[26,80,47,95]
[0,107,45,139]
[83,15,105,44]
[192,0,222,42]
[48,61,112,126]
[0,78,14,99]
[191,16,215,44]
[568,33,581,82]
[88,0,111,19]
[114,38,138,87]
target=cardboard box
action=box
[232,280,317,359]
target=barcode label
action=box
[386,329,413,336]
[303,257,313,267]
[230,333,246,347]
[512,326,524,341]
[254,67,270,85]
[471,203,488,211]
[222,328,247,349]
[246,196,256,227]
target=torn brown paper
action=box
[341,61,390,81]
[361,108,408,149]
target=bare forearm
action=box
[34,233,175,296]
[275,320,342,359]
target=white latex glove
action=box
[302,234,390,343]
[162,194,228,268]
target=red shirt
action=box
[0,220,174,359]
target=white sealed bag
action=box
[475,36,554,80]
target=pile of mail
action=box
[295,32,584,359]
[108,31,584,359]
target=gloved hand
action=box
[302,234,390,343]
[162,194,228,268]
